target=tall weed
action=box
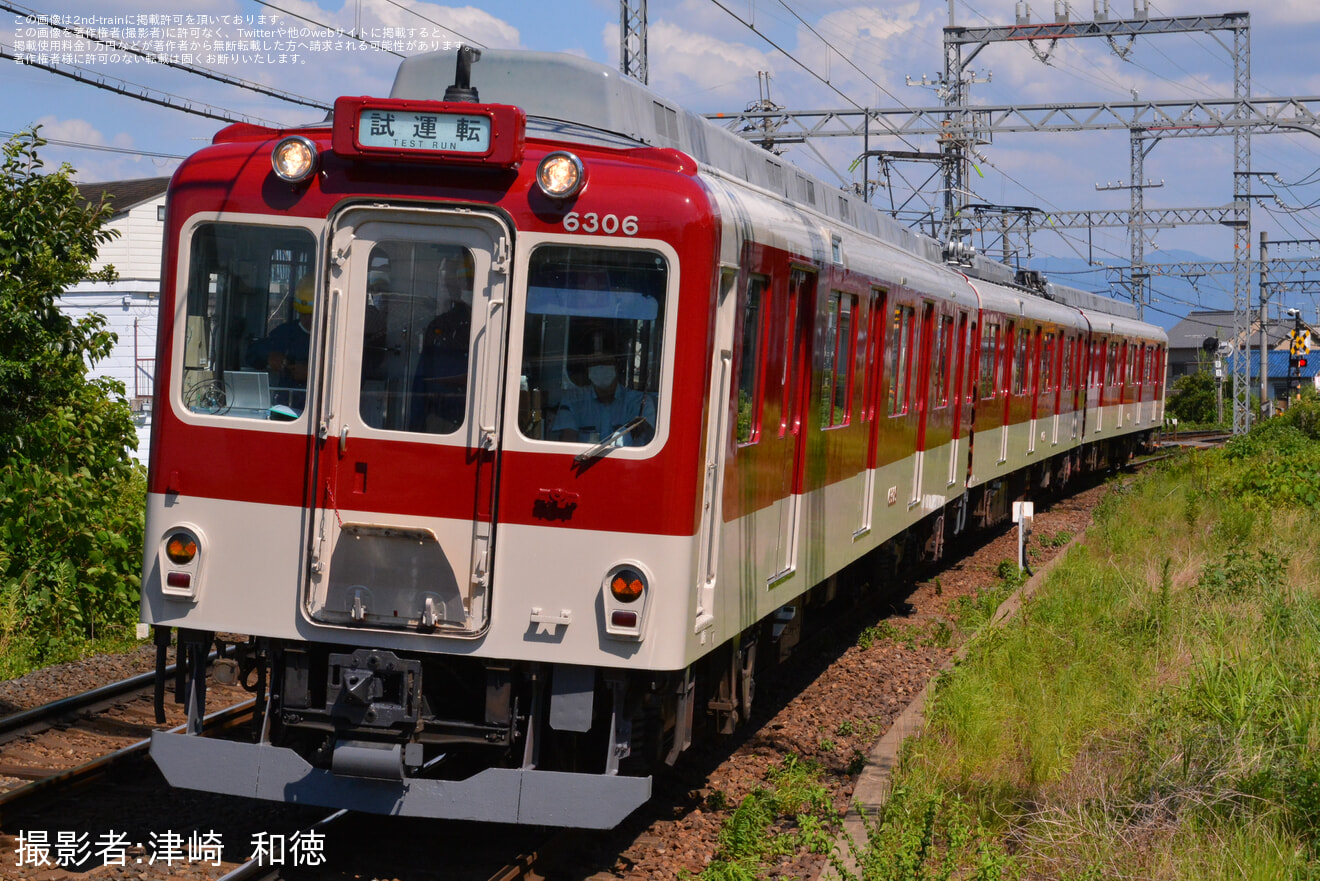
[879,417,1320,877]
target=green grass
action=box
[853,429,1320,879]
[695,754,839,881]
[0,627,145,681]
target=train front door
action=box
[305,206,511,636]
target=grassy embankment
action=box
[697,392,1320,880]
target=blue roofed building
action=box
[1226,349,1320,409]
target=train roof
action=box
[391,49,1140,324]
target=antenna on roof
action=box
[444,46,482,103]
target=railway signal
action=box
[1286,311,1308,392]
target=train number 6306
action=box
[563,212,639,236]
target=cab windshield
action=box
[517,245,667,447]
[179,223,317,420]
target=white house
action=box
[61,177,170,461]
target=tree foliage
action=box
[1166,368,1219,425]
[0,128,144,668]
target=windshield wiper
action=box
[573,415,649,464]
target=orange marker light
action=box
[609,570,645,603]
[165,533,198,565]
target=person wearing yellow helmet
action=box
[249,274,315,389]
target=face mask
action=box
[588,365,616,389]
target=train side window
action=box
[1106,342,1118,387]
[179,222,316,421]
[861,289,887,422]
[736,274,769,445]
[1062,336,1074,392]
[781,268,814,436]
[820,292,855,428]
[887,304,915,416]
[1012,330,1030,396]
[518,245,668,446]
[979,322,999,399]
[1040,332,1056,393]
[965,319,978,405]
[933,314,953,408]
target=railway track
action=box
[214,812,561,881]
[0,650,250,798]
[0,657,561,880]
[0,699,255,819]
[1156,427,1232,446]
[0,476,1135,880]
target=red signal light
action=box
[1300,357,1309,369]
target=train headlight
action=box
[272,136,318,183]
[602,563,649,640]
[535,151,585,199]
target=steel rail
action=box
[0,698,255,818]
[0,648,229,738]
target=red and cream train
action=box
[142,48,1167,828]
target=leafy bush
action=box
[1166,369,1219,425]
[0,128,143,668]
[1278,387,1320,440]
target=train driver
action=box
[553,335,656,446]
[249,274,314,390]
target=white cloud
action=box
[261,0,521,48]
[1140,0,1320,26]
[34,116,113,147]
[643,19,779,109]
[30,116,171,182]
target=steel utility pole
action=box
[1260,231,1270,416]
[1095,129,1163,318]
[620,0,647,84]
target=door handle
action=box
[476,297,504,445]
[339,425,349,455]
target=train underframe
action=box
[152,431,1153,826]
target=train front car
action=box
[141,49,719,827]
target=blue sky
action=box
[5,0,1319,320]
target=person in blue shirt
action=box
[553,348,656,445]
[250,275,313,388]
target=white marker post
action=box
[1012,500,1034,573]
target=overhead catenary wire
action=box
[704,0,926,154]
[771,0,917,111]
[249,0,406,59]
[372,0,488,49]
[0,44,285,126]
[0,0,330,111]
[0,129,185,160]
